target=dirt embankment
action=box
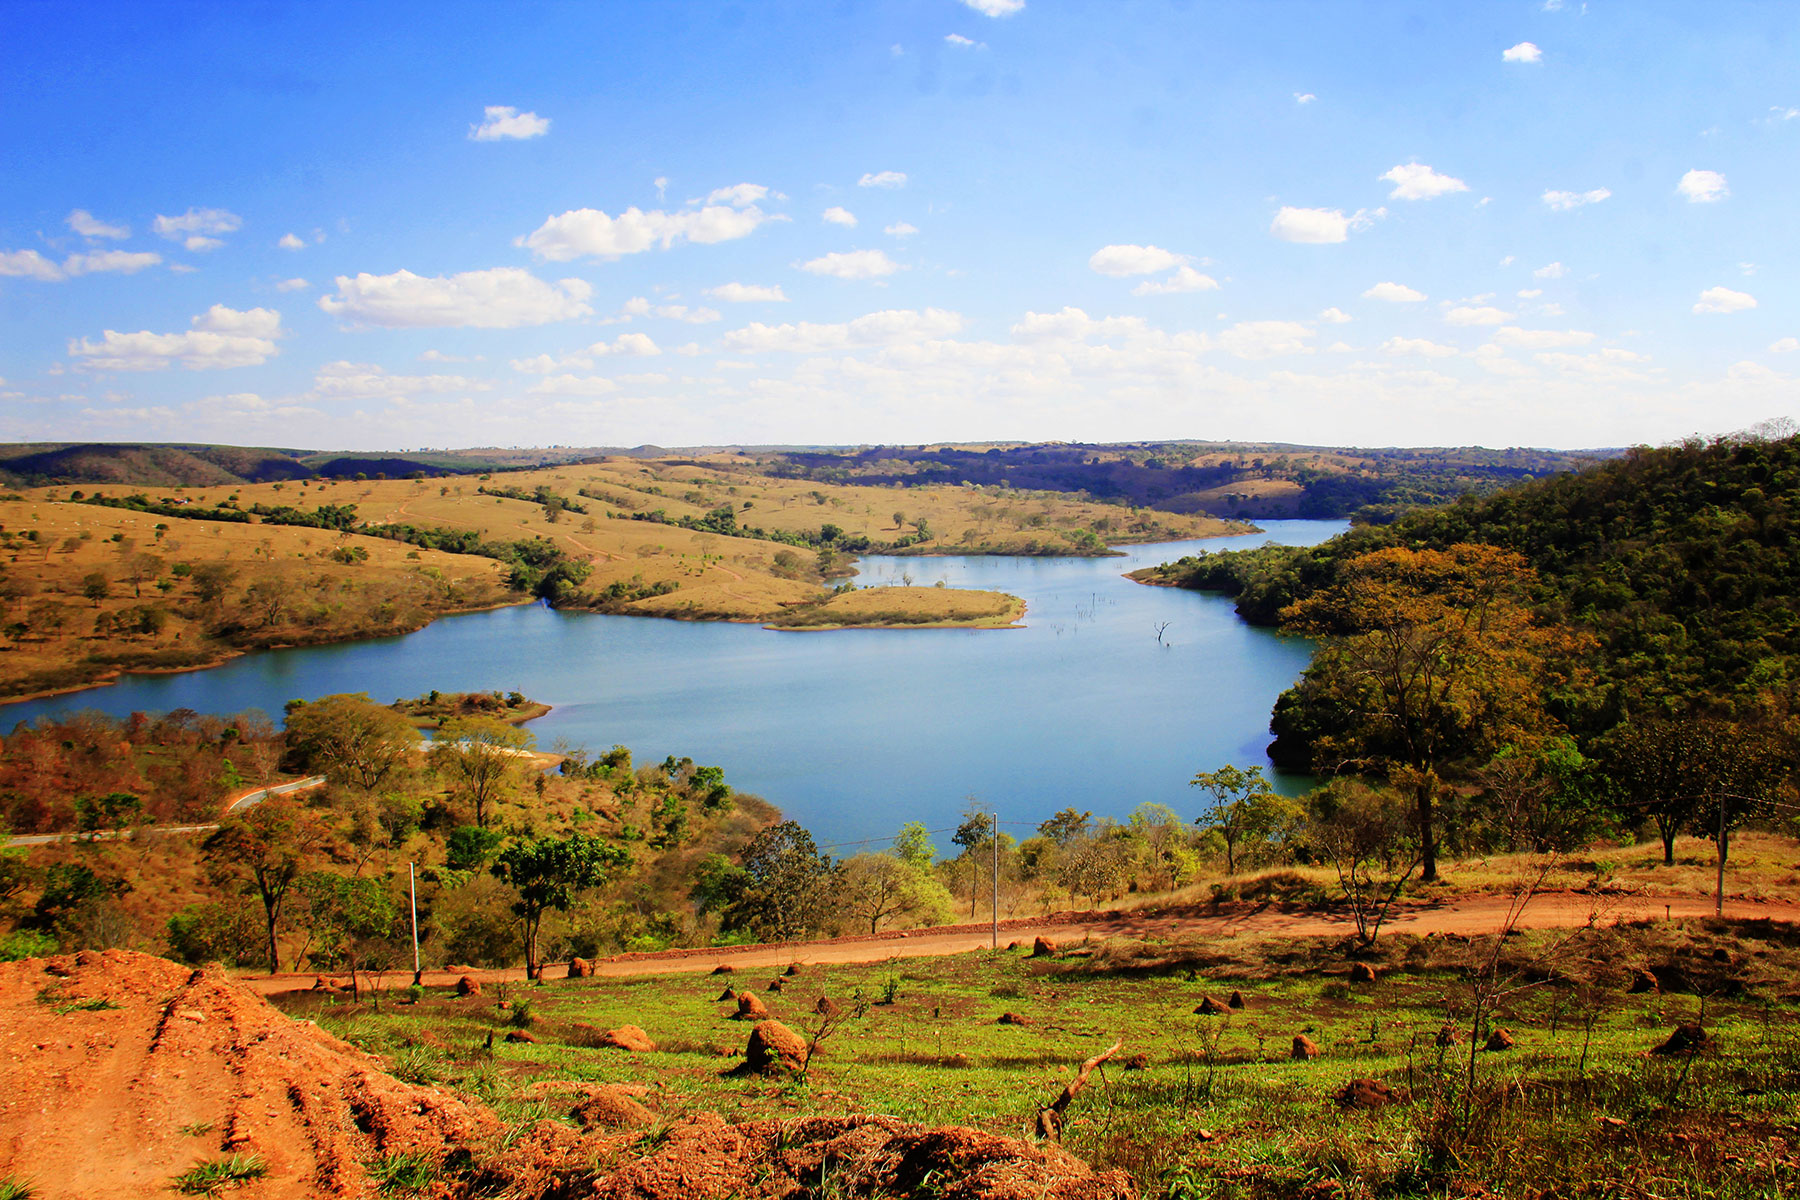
[0,950,1132,1199]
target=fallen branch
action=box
[1033,1039,1121,1141]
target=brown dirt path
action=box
[235,890,1800,998]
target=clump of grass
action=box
[389,1045,442,1086]
[0,1176,36,1200]
[367,1151,436,1194]
[176,1122,214,1138]
[507,1000,536,1028]
[170,1153,267,1195]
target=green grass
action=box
[0,1176,36,1200]
[366,1151,436,1194]
[280,918,1800,1199]
[169,1153,267,1195]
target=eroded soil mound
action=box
[0,949,496,1200]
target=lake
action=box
[1,519,1346,851]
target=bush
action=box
[0,931,56,963]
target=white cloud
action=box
[858,171,908,189]
[311,360,488,399]
[69,306,282,371]
[1363,281,1426,303]
[1492,326,1595,349]
[0,250,65,281]
[958,0,1024,15]
[62,250,162,276]
[707,282,788,303]
[621,297,720,324]
[1534,261,1567,279]
[595,332,662,357]
[1444,305,1513,326]
[1089,244,1184,276]
[1382,337,1459,358]
[1010,307,1152,343]
[528,374,619,396]
[1133,265,1219,296]
[278,233,307,251]
[1218,320,1313,360]
[823,206,858,227]
[1693,286,1756,314]
[726,308,964,354]
[1676,169,1729,203]
[1270,206,1374,243]
[66,210,128,239]
[275,277,309,292]
[1535,348,1657,382]
[798,249,900,280]
[418,349,480,363]
[1380,162,1469,201]
[153,207,242,243]
[319,267,594,328]
[1294,92,1316,104]
[1542,188,1610,210]
[1503,42,1543,63]
[707,184,772,208]
[884,221,919,236]
[1771,106,1800,121]
[1516,289,1543,299]
[1770,338,1799,353]
[1318,307,1352,324]
[469,105,550,141]
[519,198,774,261]
[945,34,985,48]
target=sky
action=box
[2,0,1797,453]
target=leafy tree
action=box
[492,833,629,978]
[835,853,954,933]
[1037,807,1092,845]
[1191,764,1301,875]
[431,716,535,827]
[729,820,835,942]
[201,797,334,973]
[81,571,110,607]
[1307,780,1421,946]
[1600,717,1789,866]
[893,821,936,869]
[953,804,998,918]
[166,899,266,968]
[690,852,751,918]
[446,823,505,871]
[28,864,131,943]
[688,764,731,809]
[294,871,399,995]
[283,693,417,790]
[1281,544,1587,881]
[189,561,237,606]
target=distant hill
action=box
[0,443,524,488]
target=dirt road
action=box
[236,889,1800,998]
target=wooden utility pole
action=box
[991,807,999,950]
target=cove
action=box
[1,519,1346,850]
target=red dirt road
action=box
[236,889,1800,998]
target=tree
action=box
[1307,780,1421,946]
[729,820,835,942]
[893,821,936,869]
[1037,808,1092,845]
[953,804,997,918]
[492,832,628,978]
[892,510,906,530]
[126,553,162,598]
[81,571,110,607]
[1191,764,1301,875]
[431,716,535,827]
[201,797,334,973]
[446,823,505,871]
[836,853,954,933]
[1281,544,1587,881]
[189,562,237,606]
[284,693,418,791]
[1600,717,1788,866]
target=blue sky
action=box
[2,0,1796,451]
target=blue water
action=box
[1,520,1345,850]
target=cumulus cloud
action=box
[1132,265,1219,295]
[1770,338,1799,353]
[1216,320,1312,359]
[62,250,162,276]
[279,233,307,251]
[153,207,242,244]
[1089,244,1185,276]
[823,206,858,227]
[519,197,775,261]
[958,0,1024,16]
[0,250,65,281]
[69,305,282,371]
[1676,169,1729,203]
[1380,162,1469,201]
[1445,305,1513,326]
[310,360,489,399]
[945,33,985,48]
[1693,286,1756,314]
[858,171,907,189]
[725,308,964,354]
[597,332,662,357]
[707,282,788,303]
[1534,261,1567,279]
[1294,92,1316,104]
[1318,307,1352,324]
[621,297,720,323]
[798,249,900,280]
[1270,206,1377,243]
[1503,41,1542,63]
[1382,337,1459,358]
[1492,326,1595,349]
[884,222,919,236]
[1363,281,1426,303]
[1542,188,1610,210]
[67,209,129,239]
[319,267,594,328]
[276,277,309,292]
[527,374,618,396]
[469,105,550,140]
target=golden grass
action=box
[766,585,1025,630]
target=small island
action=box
[389,689,550,729]
[766,585,1025,631]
